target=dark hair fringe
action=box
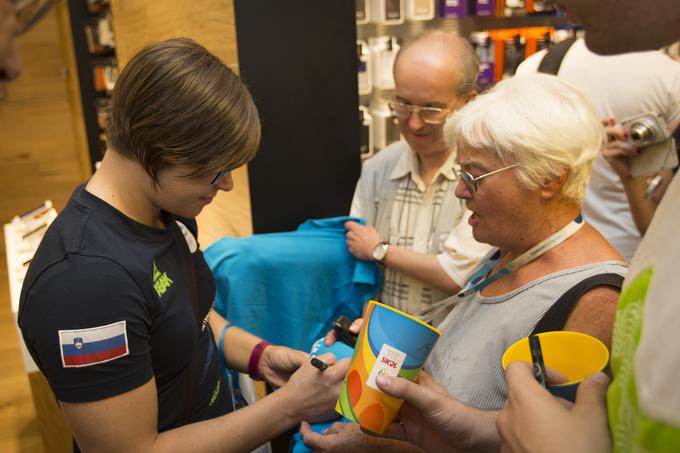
[107,38,261,182]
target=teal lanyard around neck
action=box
[414,214,585,324]
[458,214,584,297]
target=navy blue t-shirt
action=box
[18,185,231,431]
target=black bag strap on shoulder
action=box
[537,38,577,75]
[531,273,625,335]
[170,219,203,426]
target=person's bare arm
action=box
[61,377,295,453]
[602,118,678,235]
[344,221,461,293]
[383,245,462,293]
[61,354,349,453]
[563,286,620,351]
[209,310,307,387]
[619,171,673,235]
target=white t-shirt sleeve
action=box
[666,70,680,130]
[515,49,547,75]
[436,211,491,287]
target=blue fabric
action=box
[205,216,381,351]
[290,338,355,453]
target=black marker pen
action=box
[529,335,548,388]
[311,357,329,371]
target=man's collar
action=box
[389,145,457,183]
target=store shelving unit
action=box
[356,2,573,156]
[356,14,570,40]
[66,0,118,171]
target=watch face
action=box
[372,242,388,261]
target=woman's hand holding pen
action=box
[258,345,308,388]
[279,353,350,424]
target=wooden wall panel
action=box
[0,4,86,250]
[0,5,84,452]
[111,0,238,66]
[110,0,252,245]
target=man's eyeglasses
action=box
[455,164,518,192]
[387,100,452,125]
[210,169,231,186]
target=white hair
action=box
[445,73,605,204]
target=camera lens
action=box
[630,120,655,142]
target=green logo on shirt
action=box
[153,261,174,298]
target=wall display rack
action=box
[67,0,118,171]
[355,0,573,157]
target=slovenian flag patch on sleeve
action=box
[59,320,129,367]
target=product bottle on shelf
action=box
[371,100,402,152]
[440,0,468,18]
[358,40,373,96]
[503,34,526,77]
[504,0,527,16]
[407,0,435,21]
[372,0,406,25]
[369,36,400,91]
[357,0,371,24]
[470,32,495,88]
[359,106,374,159]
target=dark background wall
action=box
[235,0,361,233]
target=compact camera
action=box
[619,112,678,177]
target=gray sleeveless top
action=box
[426,261,627,411]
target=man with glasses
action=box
[346,30,489,317]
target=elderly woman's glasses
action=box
[387,100,452,125]
[210,169,230,186]
[456,164,518,192]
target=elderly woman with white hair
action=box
[424,72,628,412]
[301,73,627,452]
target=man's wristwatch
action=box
[371,241,389,263]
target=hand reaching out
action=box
[601,117,639,179]
[324,317,363,347]
[496,362,611,453]
[377,372,499,452]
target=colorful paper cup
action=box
[502,331,609,402]
[335,300,441,434]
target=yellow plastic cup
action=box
[502,331,609,402]
[335,300,441,434]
